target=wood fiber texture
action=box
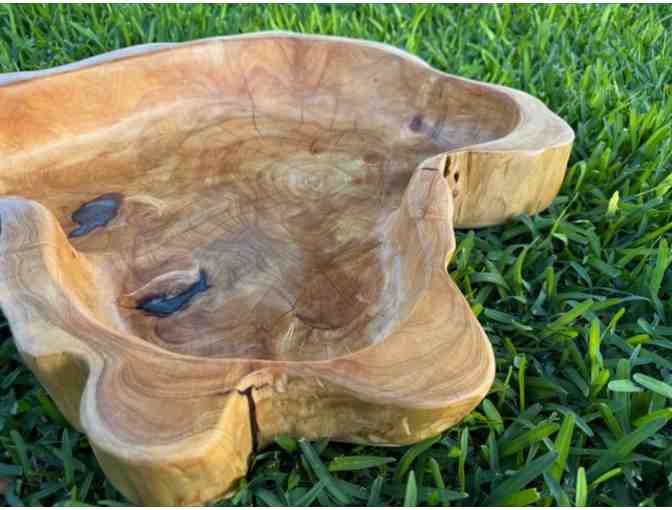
[0,33,573,505]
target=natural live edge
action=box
[0,31,574,231]
[0,32,572,505]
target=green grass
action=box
[1,4,672,506]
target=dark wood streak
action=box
[409,113,424,132]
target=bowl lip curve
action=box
[0,30,574,150]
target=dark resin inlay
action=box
[69,192,123,238]
[136,270,210,318]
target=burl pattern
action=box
[0,33,573,505]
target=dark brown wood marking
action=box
[409,113,424,132]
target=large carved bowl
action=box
[0,32,573,505]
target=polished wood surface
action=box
[0,33,573,505]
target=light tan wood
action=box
[0,32,573,505]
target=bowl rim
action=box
[0,30,574,151]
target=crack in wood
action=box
[237,387,260,453]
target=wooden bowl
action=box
[0,32,573,505]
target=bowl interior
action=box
[0,36,518,361]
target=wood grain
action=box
[0,32,573,505]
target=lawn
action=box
[1,4,672,506]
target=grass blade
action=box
[298,440,350,504]
[633,373,672,399]
[293,480,326,507]
[403,471,417,507]
[328,456,395,472]
[543,472,571,506]
[395,434,440,481]
[549,412,575,482]
[498,488,541,506]
[486,451,558,505]
[575,467,587,506]
[588,417,669,479]
[9,431,30,476]
[500,422,559,456]
[366,477,384,507]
